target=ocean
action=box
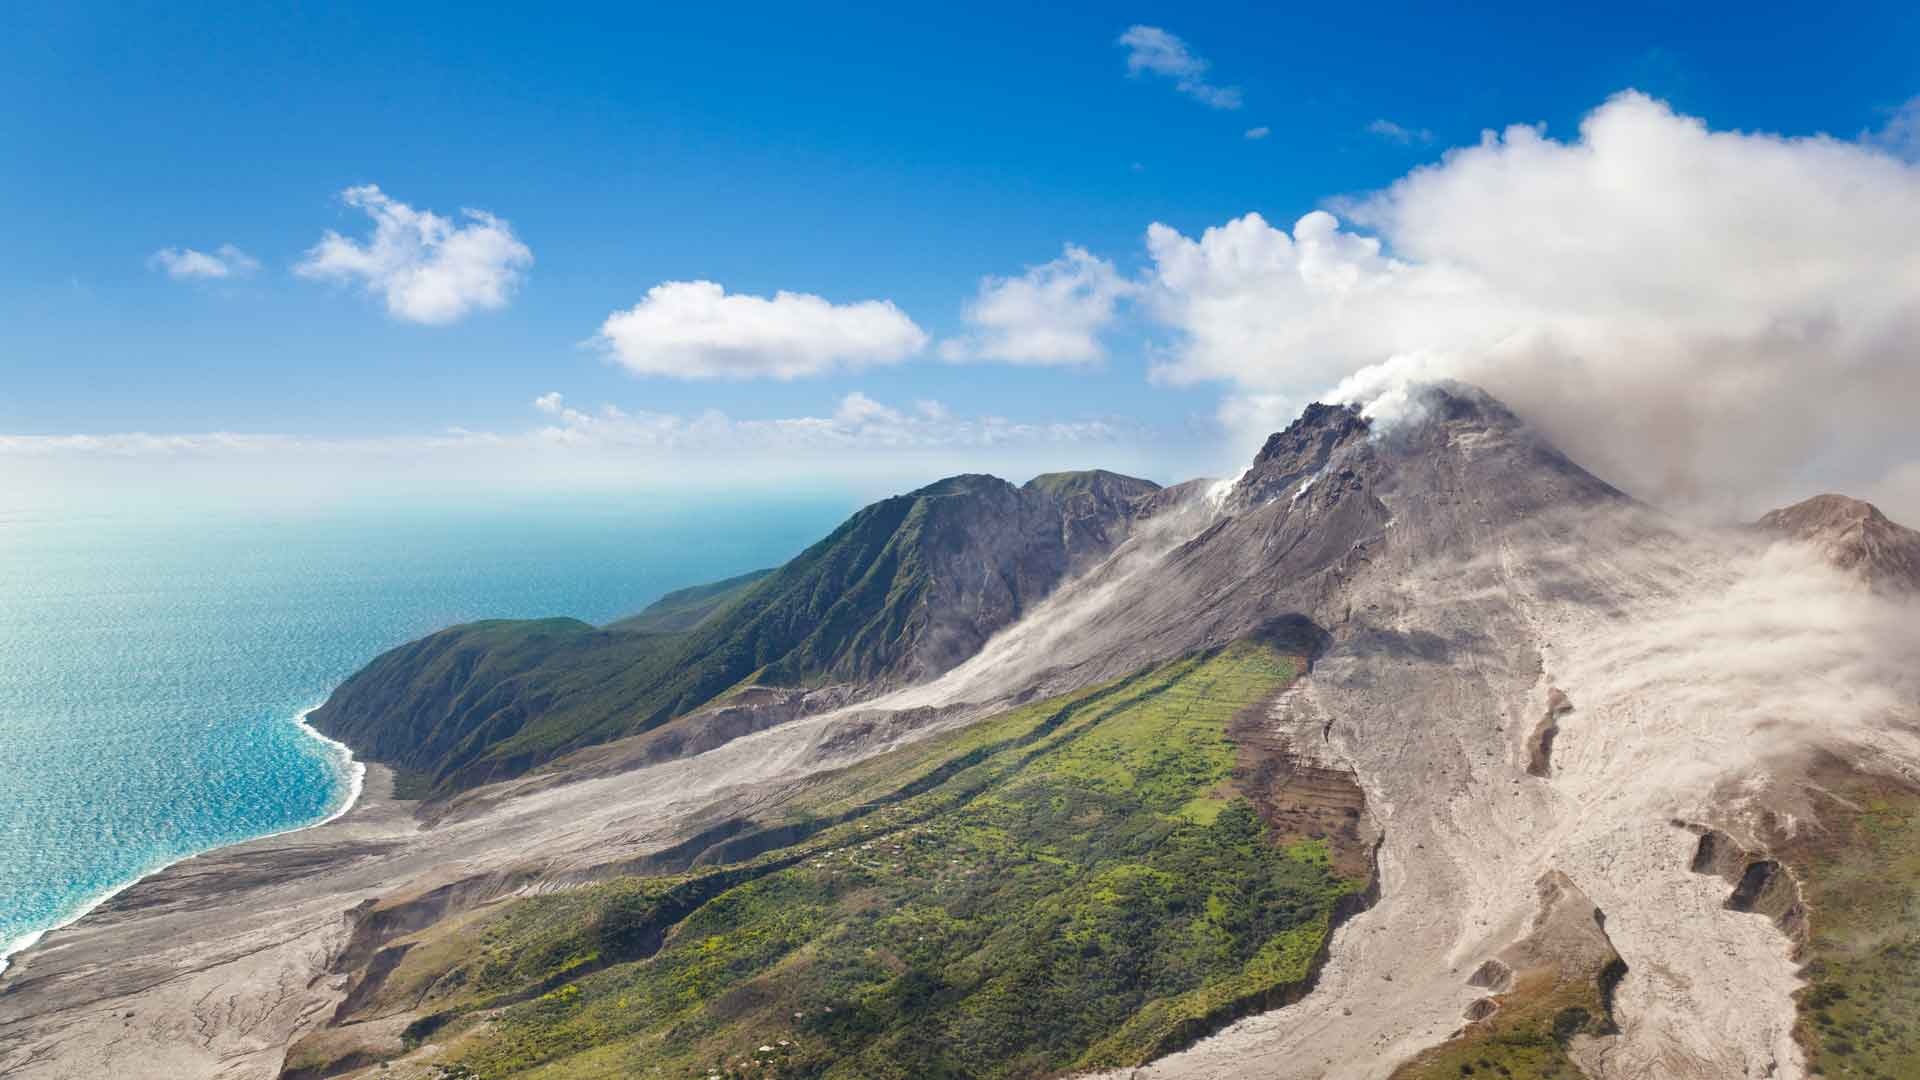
[0,493,853,972]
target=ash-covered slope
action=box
[879,384,1918,1080]
[899,383,1627,710]
[1757,493,1920,594]
[1058,398,1919,1080]
[308,469,1160,796]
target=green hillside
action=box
[289,639,1370,1080]
[608,569,776,634]
[308,471,1158,797]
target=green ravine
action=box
[327,641,1367,1079]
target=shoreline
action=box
[297,702,369,829]
[0,702,366,979]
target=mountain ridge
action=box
[308,468,1162,797]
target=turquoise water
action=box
[0,494,852,969]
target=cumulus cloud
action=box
[1244,126,1271,141]
[148,244,260,280]
[1117,26,1242,110]
[940,246,1133,365]
[1138,91,1920,516]
[596,280,927,379]
[1366,118,1433,144]
[295,185,532,324]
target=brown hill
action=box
[1757,493,1920,594]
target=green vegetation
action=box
[1791,773,1920,1078]
[608,568,776,634]
[349,642,1365,1079]
[1021,468,1151,502]
[310,471,1157,796]
[1390,966,1615,1080]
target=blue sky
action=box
[5,2,1920,507]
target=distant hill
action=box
[308,470,1160,796]
[1757,493,1920,593]
[607,567,775,634]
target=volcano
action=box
[4,384,1917,1080]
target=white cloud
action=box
[1116,26,1242,110]
[0,393,1119,461]
[526,391,1119,454]
[596,280,927,379]
[148,244,260,280]
[1244,126,1271,141]
[1366,118,1434,144]
[940,246,1133,365]
[0,392,1143,511]
[295,185,532,325]
[833,391,904,426]
[1139,91,1920,514]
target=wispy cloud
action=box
[1116,26,1242,110]
[0,392,1121,464]
[526,391,1118,452]
[940,246,1134,366]
[296,185,532,325]
[1366,118,1434,144]
[148,244,260,281]
[595,280,927,380]
[1864,94,1920,160]
[1243,126,1271,141]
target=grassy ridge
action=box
[341,642,1363,1079]
[608,570,777,634]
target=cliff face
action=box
[307,470,1160,796]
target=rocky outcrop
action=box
[1756,493,1920,594]
[1393,872,1626,1078]
[1527,686,1573,778]
[1496,871,1626,1001]
[1679,821,1809,947]
[1224,402,1372,513]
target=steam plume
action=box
[1141,91,1920,518]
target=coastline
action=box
[296,703,369,829]
[0,703,365,979]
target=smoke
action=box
[1557,529,1920,779]
[1141,91,1920,520]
